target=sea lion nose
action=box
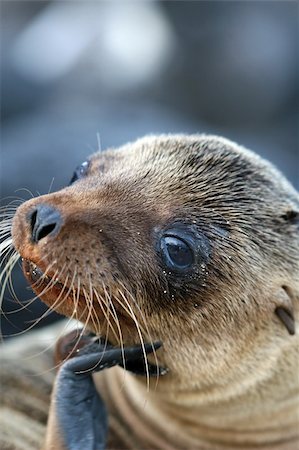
[28,204,63,243]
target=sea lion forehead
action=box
[88,134,268,180]
[88,134,189,173]
[75,135,298,226]
[87,134,281,201]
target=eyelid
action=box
[78,160,90,175]
[69,160,90,185]
[158,225,211,267]
[164,232,193,249]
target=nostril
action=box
[36,223,57,241]
[30,210,38,234]
[28,204,62,243]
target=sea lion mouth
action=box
[22,259,87,304]
[23,259,63,288]
[21,259,108,323]
[22,259,108,311]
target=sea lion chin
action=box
[11,134,299,448]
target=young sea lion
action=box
[4,135,299,449]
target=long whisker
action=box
[0,197,25,209]
[0,252,20,307]
[0,252,21,340]
[47,177,55,195]
[6,261,61,316]
[8,263,70,338]
[14,187,35,198]
[119,282,160,388]
[0,238,14,257]
[117,289,150,392]
[2,245,55,315]
[88,270,105,334]
[102,284,124,350]
[93,289,119,344]
[82,287,99,338]
[24,267,80,361]
[38,267,71,316]
[101,283,122,345]
[111,293,147,336]
[73,275,81,323]
[35,273,92,369]
[86,271,103,336]
[1,244,63,314]
[97,289,115,349]
[78,289,111,374]
[102,284,128,389]
[6,254,21,305]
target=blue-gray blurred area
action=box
[1,1,298,337]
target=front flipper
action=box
[45,339,162,450]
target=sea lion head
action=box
[11,135,299,392]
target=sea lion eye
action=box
[69,161,89,185]
[160,235,194,270]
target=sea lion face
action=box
[11,135,299,390]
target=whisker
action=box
[7,260,62,316]
[0,209,16,216]
[96,132,102,152]
[0,252,21,340]
[6,262,70,338]
[0,252,20,306]
[102,284,123,347]
[78,289,109,374]
[14,188,35,198]
[21,273,70,335]
[7,254,21,305]
[86,271,102,335]
[117,289,150,392]
[102,284,128,389]
[93,289,119,344]
[24,268,79,361]
[47,177,55,195]
[0,197,25,207]
[119,282,160,388]
[0,238,13,256]
[96,290,113,350]
[82,287,99,338]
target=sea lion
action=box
[7,134,299,449]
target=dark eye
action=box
[160,235,194,270]
[69,161,89,185]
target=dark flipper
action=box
[54,337,164,450]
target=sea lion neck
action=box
[98,346,299,450]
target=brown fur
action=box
[3,135,299,449]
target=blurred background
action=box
[1,0,298,337]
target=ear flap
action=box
[275,306,295,335]
[274,287,296,336]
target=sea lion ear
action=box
[274,287,296,336]
[275,307,295,335]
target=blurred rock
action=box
[160,1,298,127]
